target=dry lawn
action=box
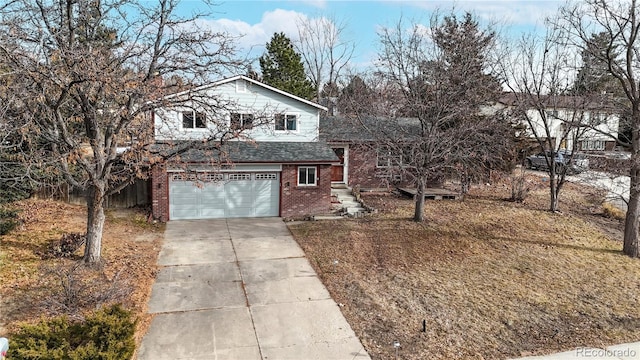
[289,175,640,360]
[0,199,163,348]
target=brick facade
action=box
[346,144,412,189]
[150,162,333,221]
[151,164,169,222]
[280,164,332,218]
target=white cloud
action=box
[382,0,563,27]
[197,9,309,59]
[296,0,327,8]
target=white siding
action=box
[154,79,320,142]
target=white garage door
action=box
[169,172,279,220]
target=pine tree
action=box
[573,32,620,96]
[259,32,315,100]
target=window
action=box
[377,146,403,168]
[255,173,277,180]
[230,113,254,130]
[182,111,206,129]
[298,166,317,186]
[229,173,251,181]
[581,140,605,151]
[236,79,247,92]
[545,110,559,118]
[275,114,297,131]
[591,112,607,122]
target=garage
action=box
[169,172,279,220]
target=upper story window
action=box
[231,113,254,130]
[545,110,559,118]
[236,79,247,92]
[182,111,206,129]
[591,111,607,122]
[275,114,297,131]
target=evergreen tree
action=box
[573,32,620,95]
[259,32,314,100]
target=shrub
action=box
[603,202,625,221]
[40,233,86,259]
[0,207,19,235]
[9,304,136,360]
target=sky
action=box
[178,0,566,71]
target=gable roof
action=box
[498,92,619,112]
[164,75,327,111]
[320,116,422,143]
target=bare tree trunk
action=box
[549,175,559,212]
[84,182,106,263]
[414,178,425,222]
[623,120,640,257]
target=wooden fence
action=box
[34,179,151,209]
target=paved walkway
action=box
[138,218,370,360]
[511,342,640,359]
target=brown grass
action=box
[289,177,637,360]
[0,199,163,348]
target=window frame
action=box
[236,79,247,93]
[376,146,403,168]
[581,139,605,151]
[297,166,317,187]
[275,113,298,132]
[182,110,207,130]
[230,113,254,130]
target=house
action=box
[496,93,620,153]
[319,116,416,190]
[150,75,339,221]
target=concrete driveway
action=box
[137,218,370,360]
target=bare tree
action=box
[295,14,354,114]
[0,0,256,263]
[555,0,640,257]
[359,13,511,222]
[499,26,603,212]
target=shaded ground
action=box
[0,199,163,348]
[289,174,637,360]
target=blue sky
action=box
[182,0,565,70]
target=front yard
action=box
[0,199,163,349]
[289,176,640,359]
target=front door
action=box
[331,147,345,182]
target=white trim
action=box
[235,79,247,93]
[297,166,318,187]
[168,164,283,172]
[330,145,349,184]
[163,75,327,111]
[274,112,300,133]
[180,110,207,131]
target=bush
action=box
[0,207,19,235]
[603,202,625,221]
[40,233,86,259]
[9,304,136,360]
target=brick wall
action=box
[151,163,169,222]
[280,164,332,218]
[347,144,412,189]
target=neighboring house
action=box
[150,75,339,221]
[496,93,620,153]
[319,116,415,190]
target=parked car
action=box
[525,150,589,174]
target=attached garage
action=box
[169,171,280,220]
[151,142,340,222]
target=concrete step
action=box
[346,207,366,214]
[331,189,353,196]
[336,194,357,201]
[340,201,361,208]
[313,215,345,221]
